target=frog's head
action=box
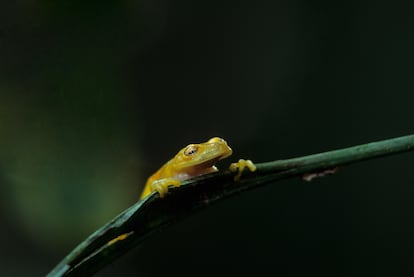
[173,137,233,171]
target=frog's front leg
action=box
[150,178,181,198]
[229,159,256,181]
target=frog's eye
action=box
[184,145,199,156]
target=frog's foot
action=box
[229,159,256,181]
[150,178,181,198]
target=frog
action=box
[107,137,256,247]
[140,137,256,199]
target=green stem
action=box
[258,134,414,172]
[47,134,414,277]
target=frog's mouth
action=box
[191,152,231,170]
[193,156,221,169]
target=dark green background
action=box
[1,1,413,276]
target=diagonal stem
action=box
[47,134,414,277]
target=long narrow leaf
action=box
[47,134,414,276]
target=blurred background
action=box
[1,1,413,276]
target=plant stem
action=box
[47,134,414,277]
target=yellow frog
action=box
[108,137,256,246]
[140,137,256,199]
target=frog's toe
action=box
[150,179,181,198]
[151,182,168,198]
[229,159,256,181]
